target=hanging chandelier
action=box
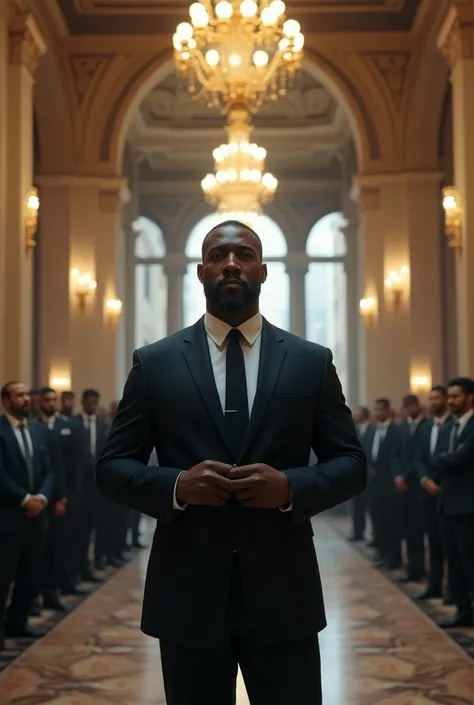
[201,106,277,223]
[173,1,304,115]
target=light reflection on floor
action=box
[0,517,473,704]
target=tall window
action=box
[134,216,167,347]
[305,213,348,394]
[183,214,289,329]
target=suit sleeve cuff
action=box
[21,494,31,507]
[279,502,293,513]
[173,472,187,511]
[38,494,48,505]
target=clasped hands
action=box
[176,460,291,509]
[23,494,47,518]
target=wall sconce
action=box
[49,374,71,391]
[384,266,409,309]
[359,297,377,328]
[410,373,431,398]
[105,298,122,326]
[442,186,462,248]
[71,268,97,312]
[24,187,39,250]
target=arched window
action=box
[134,216,167,346]
[305,213,348,393]
[183,214,290,329]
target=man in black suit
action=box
[96,220,367,705]
[365,398,403,571]
[35,386,87,607]
[415,386,452,600]
[349,406,371,541]
[0,381,53,650]
[395,394,428,582]
[75,389,111,579]
[432,377,474,629]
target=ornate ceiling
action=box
[57,0,422,35]
[128,65,349,179]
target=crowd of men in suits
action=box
[351,377,474,630]
[0,382,145,652]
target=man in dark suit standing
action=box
[432,377,474,629]
[415,385,452,600]
[395,395,428,582]
[0,381,53,650]
[349,406,371,541]
[365,398,403,571]
[96,221,367,705]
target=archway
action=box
[183,214,289,329]
[305,213,348,394]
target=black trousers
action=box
[0,525,47,629]
[401,488,426,579]
[351,492,366,539]
[60,495,86,589]
[130,510,142,545]
[424,495,444,592]
[440,513,474,614]
[370,482,402,566]
[40,510,64,598]
[160,557,322,705]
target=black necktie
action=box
[19,424,34,491]
[225,329,249,457]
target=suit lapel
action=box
[182,318,234,456]
[0,416,29,475]
[238,320,286,462]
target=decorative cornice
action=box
[438,3,474,70]
[8,10,46,76]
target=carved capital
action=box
[351,178,381,212]
[98,182,129,214]
[8,10,46,76]
[438,3,474,70]
[365,51,411,107]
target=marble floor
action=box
[0,519,473,705]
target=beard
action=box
[204,279,261,312]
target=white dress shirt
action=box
[82,412,97,457]
[5,413,47,507]
[173,312,291,512]
[371,420,391,462]
[449,408,474,452]
[429,414,449,457]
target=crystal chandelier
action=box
[201,107,277,223]
[173,1,304,114]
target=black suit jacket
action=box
[74,413,108,491]
[414,417,453,484]
[397,418,429,487]
[365,422,402,491]
[432,414,474,516]
[0,416,53,533]
[37,416,87,500]
[96,318,367,647]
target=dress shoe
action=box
[366,539,376,548]
[43,596,71,611]
[417,588,442,600]
[107,556,126,568]
[5,625,47,639]
[62,585,89,596]
[29,599,41,617]
[398,575,423,583]
[82,571,105,583]
[120,551,133,561]
[438,613,473,629]
[132,540,148,549]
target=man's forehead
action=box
[208,225,255,243]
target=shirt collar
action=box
[433,413,449,426]
[377,419,391,430]
[5,412,28,429]
[204,311,262,348]
[407,414,424,425]
[456,408,474,429]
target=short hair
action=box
[431,385,447,397]
[201,219,263,260]
[375,398,390,409]
[403,394,419,406]
[1,381,21,402]
[82,388,100,402]
[358,406,370,420]
[447,377,474,395]
[39,386,55,396]
[61,390,75,400]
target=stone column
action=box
[0,0,9,381]
[355,172,444,404]
[164,253,187,334]
[286,252,308,338]
[342,218,359,410]
[36,176,126,404]
[1,9,45,383]
[438,2,474,375]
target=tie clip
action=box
[225,409,238,413]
